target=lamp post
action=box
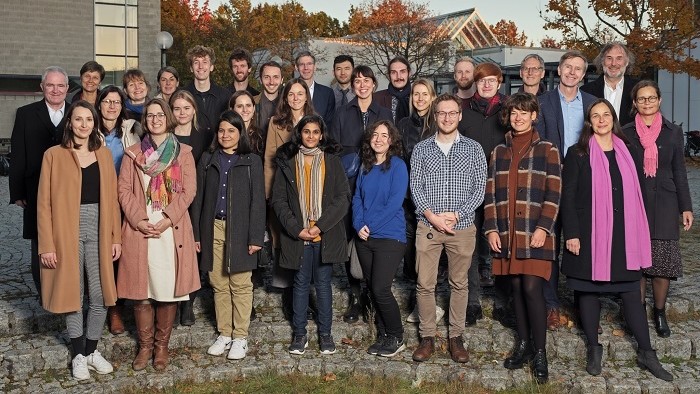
[156,31,174,68]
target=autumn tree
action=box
[490,19,528,46]
[539,36,561,49]
[541,0,700,77]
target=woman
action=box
[561,98,672,381]
[37,100,121,380]
[123,69,150,121]
[171,89,208,163]
[192,111,265,360]
[117,98,200,371]
[483,93,561,384]
[96,85,142,335]
[70,61,104,105]
[271,114,349,355]
[230,90,265,156]
[156,66,179,102]
[352,120,408,357]
[622,80,693,338]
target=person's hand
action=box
[112,244,122,261]
[530,228,546,248]
[136,220,159,238]
[248,245,262,255]
[358,225,370,241]
[14,199,27,208]
[427,212,456,235]
[566,238,580,255]
[40,252,57,269]
[298,228,314,241]
[152,217,173,234]
[195,242,201,253]
[682,211,693,231]
[308,226,321,237]
[437,212,457,230]
[487,232,501,253]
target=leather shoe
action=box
[504,339,534,369]
[531,349,548,384]
[412,336,435,362]
[448,336,469,363]
[547,308,561,331]
[343,294,361,323]
[180,299,195,326]
[586,344,603,376]
[465,304,483,326]
[637,349,673,381]
[653,307,671,338]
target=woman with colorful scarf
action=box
[117,98,200,372]
[561,98,672,381]
[622,80,693,338]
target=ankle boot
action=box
[343,293,361,323]
[637,349,673,381]
[180,298,196,326]
[586,344,603,376]
[132,303,154,371]
[531,349,548,384]
[153,302,177,371]
[653,307,671,338]
[108,305,125,335]
[504,339,534,369]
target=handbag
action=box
[340,153,361,180]
[347,238,364,280]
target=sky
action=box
[208,0,561,43]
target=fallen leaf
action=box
[341,337,356,346]
[612,329,625,337]
[323,372,336,382]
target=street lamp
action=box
[156,31,174,68]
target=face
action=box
[217,121,240,152]
[453,61,474,90]
[334,61,353,85]
[301,122,322,149]
[41,71,69,107]
[99,92,122,122]
[145,103,168,135]
[287,83,307,111]
[159,71,179,96]
[602,46,628,80]
[353,73,375,100]
[412,84,433,115]
[171,98,195,126]
[260,66,282,95]
[191,55,214,81]
[509,108,537,133]
[520,58,544,87]
[633,86,661,117]
[70,106,94,142]
[589,102,614,137]
[370,124,391,156]
[125,78,147,103]
[557,57,586,88]
[476,75,501,99]
[81,71,101,93]
[231,59,251,83]
[296,56,316,81]
[435,100,462,135]
[233,95,255,124]
[389,62,409,90]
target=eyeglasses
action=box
[435,111,460,119]
[146,113,166,121]
[635,96,658,104]
[476,78,499,86]
[101,99,122,106]
[521,66,544,74]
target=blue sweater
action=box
[352,156,408,242]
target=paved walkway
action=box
[1,167,699,393]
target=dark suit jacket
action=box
[538,88,596,160]
[9,99,67,239]
[580,75,639,127]
[311,82,335,127]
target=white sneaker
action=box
[71,354,90,380]
[227,337,248,360]
[86,350,113,374]
[207,335,232,356]
[436,306,445,322]
[406,306,419,323]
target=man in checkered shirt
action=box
[409,94,487,363]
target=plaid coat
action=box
[483,130,561,261]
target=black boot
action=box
[653,307,671,338]
[586,344,603,376]
[180,298,195,326]
[637,349,673,381]
[531,349,548,384]
[281,287,294,321]
[504,339,534,369]
[343,293,361,323]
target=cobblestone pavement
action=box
[1,167,699,393]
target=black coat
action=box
[175,127,212,164]
[184,82,230,137]
[270,151,350,269]
[458,102,508,161]
[580,75,639,127]
[9,99,67,239]
[622,118,692,239]
[191,151,266,273]
[330,97,393,157]
[397,111,432,169]
[312,82,336,127]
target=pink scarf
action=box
[634,112,662,177]
[589,135,651,281]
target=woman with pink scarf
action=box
[560,98,672,381]
[622,80,693,338]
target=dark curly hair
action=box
[360,120,404,173]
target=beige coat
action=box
[263,118,293,199]
[37,146,121,313]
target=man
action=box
[453,57,476,110]
[519,54,547,96]
[331,55,355,111]
[69,61,105,105]
[375,56,411,123]
[581,42,638,126]
[295,51,335,125]
[256,60,283,138]
[410,94,487,363]
[538,51,596,329]
[227,47,260,97]
[184,45,230,138]
[10,66,69,295]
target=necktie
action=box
[340,88,349,106]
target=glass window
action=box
[96,56,128,72]
[95,4,125,26]
[126,6,137,27]
[94,1,137,73]
[127,28,138,56]
[95,26,126,56]
[97,0,125,4]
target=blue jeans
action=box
[293,243,333,336]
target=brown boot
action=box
[412,336,435,362]
[108,305,125,335]
[448,336,469,363]
[153,302,177,371]
[132,303,154,371]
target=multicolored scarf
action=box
[634,112,662,177]
[137,133,182,210]
[296,146,324,230]
[470,92,505,117]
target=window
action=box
[95,0,138,82]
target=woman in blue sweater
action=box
[352,120,408,357]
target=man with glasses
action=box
[10,66,70,295]
[410,94,487,363]
[519,54,547,96]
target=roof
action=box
[431,8,501,50]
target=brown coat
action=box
[263,118,293,199]
[116,142,200,300]
[37,146,121,313]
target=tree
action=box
[490,19,528,46]
[539,36,561,48]
[541,0,700,77]
[344,0,451,80]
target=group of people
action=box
[9,41,691,384]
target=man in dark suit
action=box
[581,42,639,127]
[538,51,596,330]
[374,56,411,124]
[10,66,69,295]
[295,51,335,126]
